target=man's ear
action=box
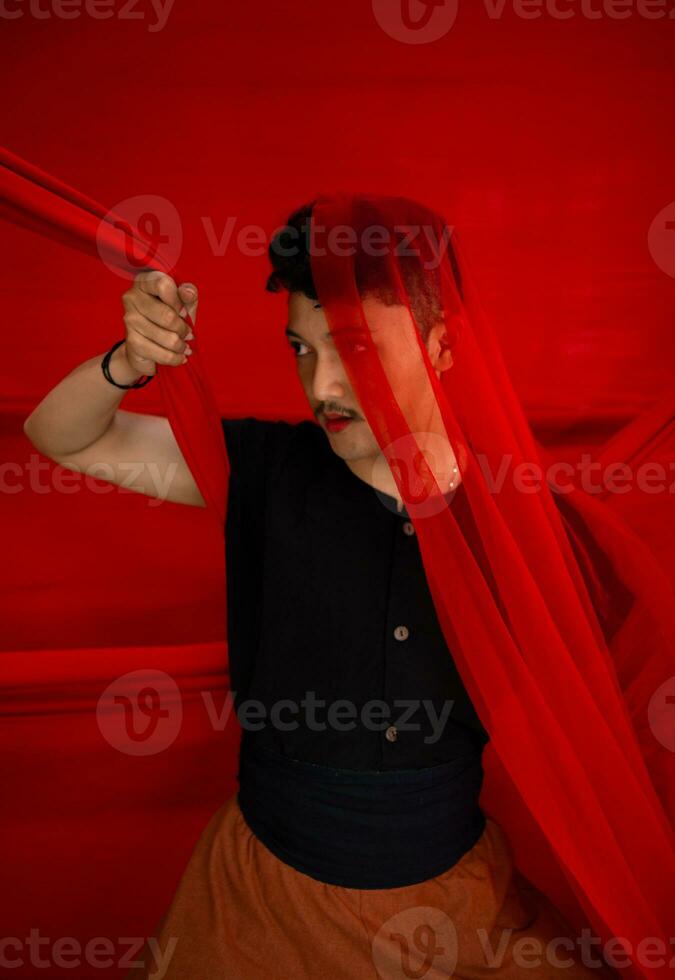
[428,320,454,372]
[438,333,454,371]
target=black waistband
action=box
[236,735,486,889]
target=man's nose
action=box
[311,353,346,403]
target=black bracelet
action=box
[101,340,154,389]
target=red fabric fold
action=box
[0,144,229,529]
[309,192,674,978]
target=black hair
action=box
[265,198,463,343]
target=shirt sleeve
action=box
[221,416,270,493]
[221,416,264,478]
[220,415,305,506]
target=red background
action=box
[1,1,674,976]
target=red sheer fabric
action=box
[2,149,674,977]
[0,145,230,528]
[309,192,675,976]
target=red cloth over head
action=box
[307,191,675,977]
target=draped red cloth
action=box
[0,145,230,529]
[307,193,675,975]
[2,150,674,978]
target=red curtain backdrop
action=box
[1,3,674,977]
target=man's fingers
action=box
[125,290,188,337]
[128,329,188,367]
[134,271,182,314]
[177,282,199,324]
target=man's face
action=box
[285,291,454,465]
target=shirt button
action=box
[393,625,410,641]
[385,725,398,742]
[402,521,415,536]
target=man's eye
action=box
[289,341,310,357]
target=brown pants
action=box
[127,793,614,980]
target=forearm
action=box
[23,342,144,456]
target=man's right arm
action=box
[22,272,206,508]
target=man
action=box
[23,199,620,980]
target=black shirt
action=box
[221,416,632,773]
[221,415,492,771]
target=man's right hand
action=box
[122,272,199,377]
[23,271,208,509]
